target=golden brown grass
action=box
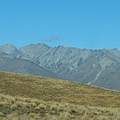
[0,94,120,120]
[0,71,120,108]
[1,71,120,119]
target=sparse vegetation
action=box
[0,71,120,119]
[0,71,120,107]
[0,94,120,120]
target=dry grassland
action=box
[0,94,120,120]
[0,71,120,119]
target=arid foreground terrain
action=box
[0,72,120,120]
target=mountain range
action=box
[0,43,120,90]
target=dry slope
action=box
[0,72,120,108]
[0,94,120,120]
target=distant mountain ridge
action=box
[0,50,59,79]
[0,43,120,90]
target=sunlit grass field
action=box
[0,94,120,120]
[0,71,120,119]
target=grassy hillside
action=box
[0,71,120,108]
[0,94,120,120]
[0,71,120,119]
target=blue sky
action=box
[0,0,120,49]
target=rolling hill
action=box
[0,71,120,107]
[0,72,120,119]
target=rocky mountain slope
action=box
[0,51,59,78]
[0,43,120,90]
